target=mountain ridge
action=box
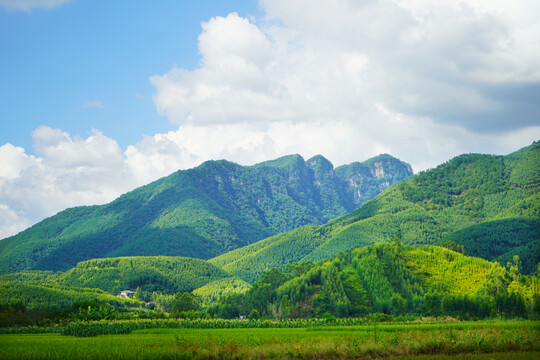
[0,153,413,273]
[211,141,540,282]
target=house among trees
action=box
[117,290,135,299]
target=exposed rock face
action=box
[334,154,413,207]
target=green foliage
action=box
[0,301,29,327]
[0,255,227,310]
[0,154,412,273]
[0,281,140,312]
[439,218,540,274]
[71,303,118,321]
[211,241,540,320]
[55,256,230,295]
[213,141,540,279]
[192,277,250,306]
[210,225,330,283]
[248,309,260,320]
[151,293,175,313]
[171,293,201,316]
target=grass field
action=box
[0,321,538,359]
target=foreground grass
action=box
[0,321,538,359]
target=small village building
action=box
[117,290,135,298]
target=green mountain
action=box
[210,241,537,319]
[0,153,412,273]
[211,141,540,282]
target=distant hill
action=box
[0,281,141,312]
[211,141,540,281]
[0,154,412,273]
[210,241,537,319]
[0,256,231,295]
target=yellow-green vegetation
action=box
[0,153,412,273]
[1,321,538,360]
[192,277,250,306]
[212,141,540,282]
[1,241,537,325]
[0,256,231,296]
[404,246,496,296]
[58,256,229,294]
[209,241,538,320]
[210,226,332,283]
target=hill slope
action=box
[211,241,538,319]
[0,154,412,273]
[0,256,233,296]
[211,141,540,281]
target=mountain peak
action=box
[306,155,334,172]
[253,154,305,169]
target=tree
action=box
[134,287,144,302]
[248,309,260,320]
[172,293,200,314]
[513,255,522,273]
[391,293,406,315]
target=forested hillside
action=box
[0,282,141,312]
[210,241,539,319]
[0,256,234,296]
[211,141,540,281]
[0,154,412,273]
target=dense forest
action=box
[0,256,240,297]
[211,141,540,281]
[0,154,412,273]
[1,241,538,326]
[208,240,539,320]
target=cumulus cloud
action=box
[82,99,105,109]
[0,128,133,238]
[0,0,71,11]
[2,0,540,238]
[153,0,540,132]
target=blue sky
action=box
[0,0,261,152]
[0,0,539,238]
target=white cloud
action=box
[153,0,540,132]
[147,0,540,172]
[2,0,540,239]
[82,99,105,109]
[0,0,71,11]
[148,0,540,172]
[0,127,134,238]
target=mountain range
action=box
[0,141,538,321]
[0,153,412,273]
[211,141,540,281]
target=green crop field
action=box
[1,321,538,359]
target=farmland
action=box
[1,320,538,359]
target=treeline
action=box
[206,241,540,320]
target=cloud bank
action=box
[1,0,539,238]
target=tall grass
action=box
[1,321,538,359]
